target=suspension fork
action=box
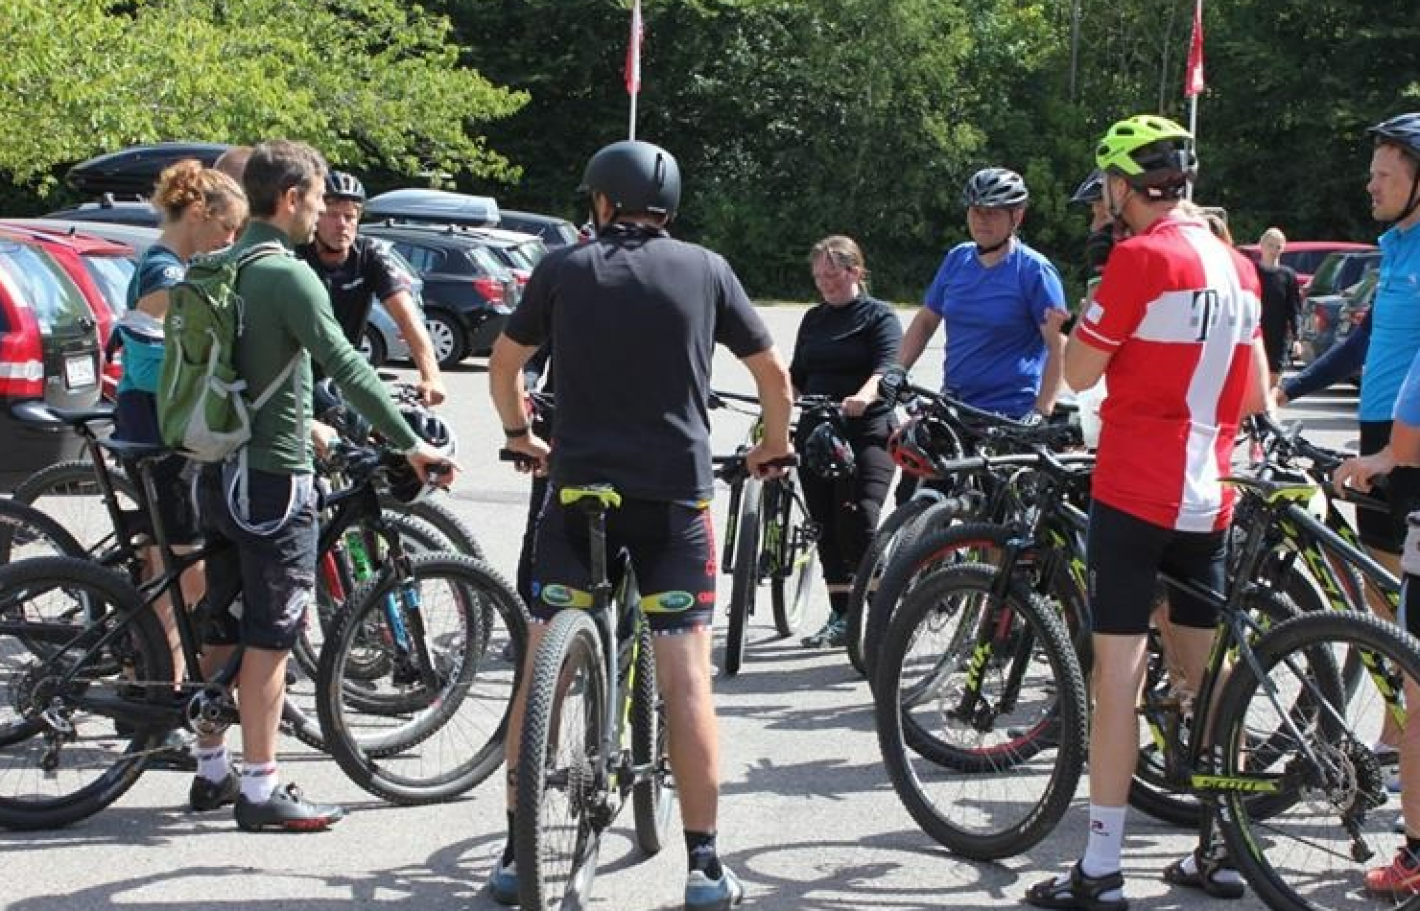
[949,539,1028,723]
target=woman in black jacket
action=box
[791,236,903,647]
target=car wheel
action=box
[425,310,467,368]
[360,327,387,368]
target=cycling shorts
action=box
[529,493,717,635]
[1086,500,1226,635]
[1358,420,1420,555]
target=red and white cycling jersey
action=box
[1076,214,1261,532]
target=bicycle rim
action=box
[517,611,607,911]
[1216,611,1417,911]
[631,618,675,854]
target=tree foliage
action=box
[0,0,527,192]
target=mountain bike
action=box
[712,390,819,676]
[511,479,675,910]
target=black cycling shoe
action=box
[189,771,239,812]
[234,783,346,832]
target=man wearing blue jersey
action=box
[897,167,1069,420]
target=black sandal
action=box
[1162,849,1246,900]
[1025,861,1129,911]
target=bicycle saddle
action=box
[559,484,623,511]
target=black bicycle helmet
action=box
[962,168,1029,209]
[579,140,681,219]
[312,378,371,443]
[382,407,458,504]
[1070,170,1105,205]
[803,422,855,480]
[325,170,367,204]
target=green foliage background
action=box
[3,0,1420,303]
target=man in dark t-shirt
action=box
[296,171,446,405]
[1254,226,1303,386]
[487,140,792,911]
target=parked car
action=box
[0,222,134,398]
[365,188,501,228]
[64,141,231,197]
[1304,249,1383,303]
[1238,240,1377,291]
[11,219,160,257]
[360,222,518,366]
[352,241,423,368]
[1297,270,1378,373]
[458,225,547,288]
[0,230,104,488]
[498,209,579,246]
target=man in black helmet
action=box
[487,139,792,911]
[296,170,446,405]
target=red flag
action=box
[624,0,644,96]
[1184,0,1205,97]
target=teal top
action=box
[118,243,184,394]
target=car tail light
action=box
[1312,310,1330,332]
[0,306,44,397]
[472,275,505,303]
[512,269,531,287]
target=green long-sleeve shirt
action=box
[233,221,420,474]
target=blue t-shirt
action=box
[118,244,184,394]
[1363,223,1420,421]
[923,240,1066,416]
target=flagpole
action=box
[1187,95,1198,200]
[1184,0,1204,200]
[626,0,642,140]
[629,93,638,142]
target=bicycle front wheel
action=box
[874,563,1087,860]
[631,618,675,854]
[1215,611,1420,911]
[722,476,761,677]
[846,494,942,676]
[316,554,526,804]
[517,610,607,911]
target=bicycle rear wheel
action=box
[722,477,761,677]
[769,476,818,638]
[0,498,85,565]
[874,563,1087,860]
[1215,611,1419,911]
[0,556,172,830]
[517,610,607,911]
[315,554,526,804]
[846,494,941,675]
[13,459,139,556]
[631,618,675,854]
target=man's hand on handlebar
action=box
[1333,449,1394,496]
[746,442,795,480]
[504,432,552,477]
[408,444,460,490]
[417,378,448,407]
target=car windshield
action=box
[80,254,135,317]
[511,241,546,267]
[0,242,93,333]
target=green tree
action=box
[0,0,527,192]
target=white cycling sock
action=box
[195,746,229,783]
[240,761,278,803]
[1082,804,1128,880]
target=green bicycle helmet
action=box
[1095,115,1196,194]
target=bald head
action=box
[213,145,254,183]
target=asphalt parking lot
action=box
[1,305,1371,911]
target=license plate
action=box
[64,354,96,390]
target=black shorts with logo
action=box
[529,493,716,634]
[198,465,317,651]
[1359,420,1420,555]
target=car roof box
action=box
[66,141,232,196]
[365,189,501,228]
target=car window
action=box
[1307,254,1346,297]
[1282,250,1330,275]
[393,242,445,274]
[1336,254,1381,292]
[460,244,508,277]
[0,242,93,334]
[80,254,135,318]
[511,241,547,266]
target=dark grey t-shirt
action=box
[505,224,773,501]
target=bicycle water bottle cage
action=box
[560,484,623,512]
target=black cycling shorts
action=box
[115,390,201,544]
[1086,500,1227,636]
[199,466,318,651]
[529,493,716,635]
[1358,420,1420,555]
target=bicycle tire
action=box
[13,458,140,556]
[0,556,172,830]
[631,617,675,854]
[874,563,1088,860]
[516,609,606,911]
[380,494,485,560]
[1126,587,1301,828]
[315,554,526,804]
[769,477,818,638]
[722,476,761,677]
[862,521,1013,687]
[845,494,941,675]
[0,498,86,565]
[1214,611,1418,911]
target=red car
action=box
[1237,240,1377,292]
[0,222,136,399]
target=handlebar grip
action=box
[499,448,540,469]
